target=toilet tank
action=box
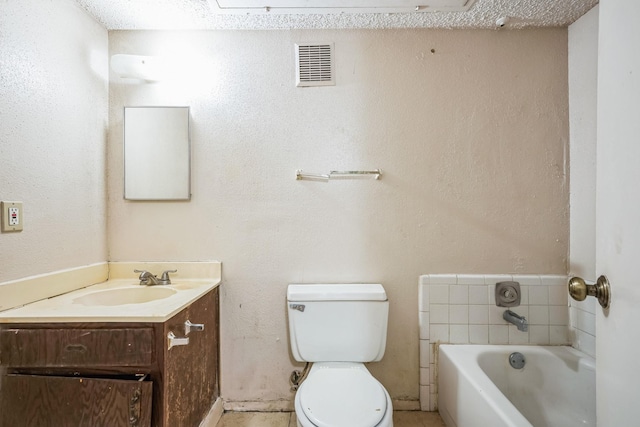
[287,284,389,362]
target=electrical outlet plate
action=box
[1,201,23,232]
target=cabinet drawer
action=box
[0,374,152,427]
[0,328,154,367]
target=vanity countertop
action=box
[0,279,220,323]
[0,261,221,323]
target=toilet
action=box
[287,283,393,427]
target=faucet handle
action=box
[134,269,157,285]
[160,269,177,284]
[134,269,152,278]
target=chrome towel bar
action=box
[296,169,382,181]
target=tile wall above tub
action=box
[418,273,569,411]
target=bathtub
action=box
[438,345,595,427]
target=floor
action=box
[216,411,446,427]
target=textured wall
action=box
[0,0,108,282]
[108,28,569,407]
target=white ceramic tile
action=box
[430,324,449,342]
[577,308,596,335]
[540,275,567,286]
[569,305,578,328]
[549,305,569,326]
[420,367,429,386]
[469,305,489,324]
[419,339,430,367]
[430,304,449,324]
[512,274,541,286]
[420,385,430,411]
[430,285,449,304]
[419,275,430,286]
[484,274,512,286]
[450,325,469,344]
[529,305,549,325]
[429,274,457,284]
[529,285,549,305]
[570,295,597,314]
[419,283,430,312]
[529,325,550,344]
[449,305,468,324]
[488,284,496,306]
[469,325,489,344]
[519,285,529,305]
[550,325,570,345]
[468,285,488,304]
[456,274,485,285]
[548,285,568,306]
[575,329,596,356]
[508,325,529,344]
[419,311,430,339]
[429,392,438,411]
[429,363,436,385]
[489,325,509,344]
[449,285,469,304]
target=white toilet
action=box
[287,283,393,427]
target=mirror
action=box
[124,106,191,200]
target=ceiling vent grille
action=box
[295,43,335,87]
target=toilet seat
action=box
[298,365,388,427]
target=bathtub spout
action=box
[503,309,528,332]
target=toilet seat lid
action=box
[299,367,387,427]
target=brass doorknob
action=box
[568,275,611,309]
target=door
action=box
[596,1,640,425]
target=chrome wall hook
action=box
[568,275,611,309]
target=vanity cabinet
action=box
[0,287,219,427]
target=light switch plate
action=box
[1,201,23,232]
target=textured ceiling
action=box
[73,0,598,30]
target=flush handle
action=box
[289,304,305,312]
[185,320,205,335]
[568,275,611,309]
[167,332,189,350]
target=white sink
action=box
[73,287,177,306]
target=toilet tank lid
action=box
[287,284,387,301]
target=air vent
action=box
[295,43,335,87]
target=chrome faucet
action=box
[503,309,528,332]
[134,269,177,286]
[134,270,159,286]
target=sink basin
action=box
[73,287,177,306]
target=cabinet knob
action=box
[167,332,189,350]
[185,320,205,335]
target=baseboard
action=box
[392,399,421,411]
[199,397,224,427]
[220,398,419,413]
[223,399,294,412]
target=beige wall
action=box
[0,0,108,283]
[108,28,569,407]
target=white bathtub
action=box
[438,345,595,427]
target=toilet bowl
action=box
[294,363,393,427]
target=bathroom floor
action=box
[216,411,446,427]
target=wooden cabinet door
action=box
[162,287,219,427]
[0,374,152,427]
